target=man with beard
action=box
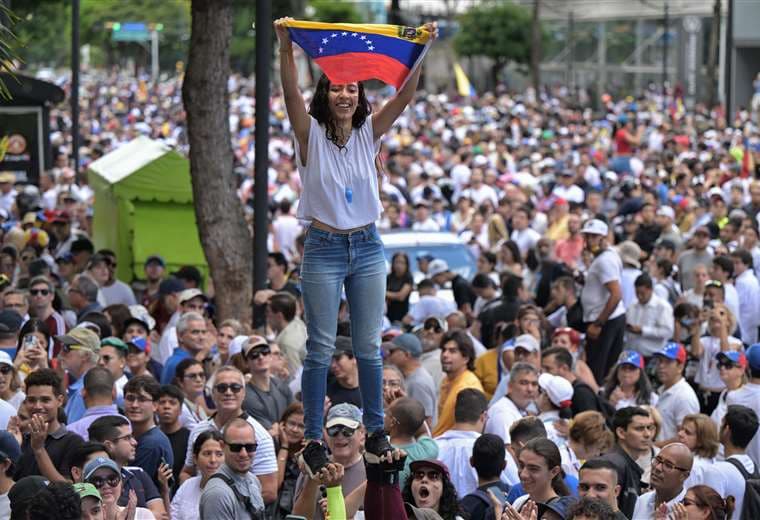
[432,331,483,437]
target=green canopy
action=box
[87,136,206,283]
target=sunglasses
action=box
[214,383,243,394]
[0,365,12,375]
[717,361,740,370]
[30,289,50,296]
[246,347,271,360]
[412,470,441,481]
[228,442,258,453]
[326,425,357,438]
[88,474,121,489]
[424,323,442,333]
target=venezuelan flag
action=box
[283,20,433,89]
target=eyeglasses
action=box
[653,455,689,472]
[29,289,50,296]
[124,394,154,404]
[214,383,243,394]
[286,419,305,430]
[0,365,12,375]
[227,442,258,453]
[88,474,121,489]
[184,371,205,380]
[62,344,86,354]
[326,425,357,438]
[412,470,441,481]
[246,347,271,360]
[111,432,134,443]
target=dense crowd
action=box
[0,66,759,520]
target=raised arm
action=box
[372,22,438,140]
[274,17,310,162]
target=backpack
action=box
[726,458,760,520]
[208,473,264,520]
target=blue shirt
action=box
[135,425,174,488]
[160,348,192,385]
[65,373,86,423]
[506,474,579,503]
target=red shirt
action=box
[555,235,585,269]
[615,128,634,155]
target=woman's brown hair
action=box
[681,413,720,459]
[569,411,614,454]
[687,485,735,520]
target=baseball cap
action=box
[538,373,574,409]
[144,255,165,268]
[417,254,435,263]
[409,459,451,480]
[0,310,23,333]
[654,238,677,251]
[126,304,156,331]
[0,350,11,367]
[8,476,48,509]
[391,333,422,358]
[708,187,726,202]
[73,482,102,502]
[83,456,120,482]
[55,327,101,353]
[179,288,208,304]
[405,503,444,520]
[242,335,269,357]
[654,341,687,363]
[716,350,748,369]
[325,403,362,429]
[172,265,202,286]
[228,335,249,357]
[514,334,540,353]
[126,336,149,353]
[537,496,577,520]
[101,337,128,353]
[87,253,110,269]
[0,431,21,467]
[656,206,675,220]
[617,350,645,369]
[56,252,75,264]
[158,277,185,296]
[427,259,449,278]
[745,344,760,371]
[581,219,608,236]
[0,172,15,184]
[334,336,353,356]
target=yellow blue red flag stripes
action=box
[283,20,433,89]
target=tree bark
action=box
[182,0,253,324]
[706,0,721,108]
[530,0,541,93]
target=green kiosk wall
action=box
[87,136,207,283]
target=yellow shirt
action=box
[474,349,500,400]
[432,370,484,437]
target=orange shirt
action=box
[432,369,484,437]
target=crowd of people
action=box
[1,50,760,519]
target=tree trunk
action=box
[530,0,541,93]
[706,0,721,108]
[182,0,253,324]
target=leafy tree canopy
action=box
[454,2,533,66]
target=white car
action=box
[380,231,477,305]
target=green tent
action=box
[87,136,206,283]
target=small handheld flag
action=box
[283,20,433,89]
[453,62,475,98]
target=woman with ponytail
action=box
[660,485,735,520]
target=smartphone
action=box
[160,456,175,489]
[703,298,714,310]
[23,335,36,350]
[487,485,506,505]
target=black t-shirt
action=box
[119,466,161,507]
[326,379,362,409]
[14,426,84,481]
[571,379,604,416]
[386,271,414,322]
[460,482,511,520]
[165,427,190,489]
[478,299,520,349]
[451,274,476,310]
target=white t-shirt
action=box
[704,455,754,520]
[657,378,700,441]
[632,487,687,519]
[581,249,626,322]
[485,396,525,444]
[294,115,382,230]
[511,228,541,257]
[695,336,743,390]
[0,398,15,430]
[725,382,760,466]
[170,475,202,520]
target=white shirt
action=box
[412,218,441,232]
[726,382,760,466]
[581,249,626,322]
[552,184,585,204]
[683,455,716,490]
[620,267,642,310]
[434,429,480,498]
[632,487,687,520]
[185,415,277,476]
[0,398,16,430]
[156,311,181,364]
[625,294,674,356]
[695,335,743,390]
[272,214,303,260]
[170,475,203,520]
[294,115,382,230]
[460,184,499,207]
[703,455,754,520]
[485,396,526,444]
[511,228,541,257]
[657,378,700,441]
[735,269,760,344]
[724,283,741,332]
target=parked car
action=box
[380,231,477,305]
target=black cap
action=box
[171,265,202,286]
[144,255,165,268]
[0,310,22,333]
[333,336,353,356]
[158,277,185,296]
[8,476,49,509]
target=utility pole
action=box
[706,0,721,108]
[253,0,271,317]
[567,10,575,93]
[151,29,159,83]
[531,0,542,94]
[662,1,669,95]
[725,0,733,121]
[72,0,80,176]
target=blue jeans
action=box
[300,223,386,440]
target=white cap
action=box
[228,335,250,357]
[581,219,609,236]
[179,288,208,304]
[0,351,11,367]
[656,206,675,220]
[538,373,574,409]
[427,259,450,278]
[707,187,726,202]
[513,334,540,353]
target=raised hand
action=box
[274,17,294,51]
